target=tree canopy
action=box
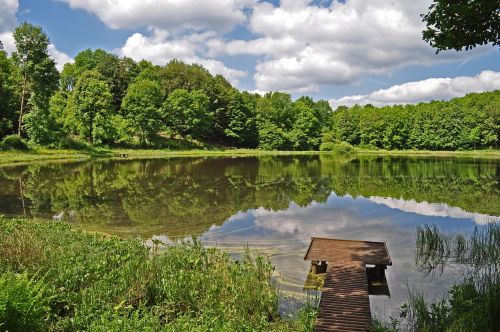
[422,0,500,52]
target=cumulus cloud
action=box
[0,1,72,71]
[48,43,73,71]
[119,29,246,85]
[58,0,253,33]
[0,0,17,32]
[209,0,489,92]
[330,71,500,108]
[369,196,500,225]
[0,31,15,53]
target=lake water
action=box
[1,154,499,319]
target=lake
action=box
[1,154,499,319]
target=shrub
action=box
[0,134,29,151]
[320,141,355,154]
[58,136,90,150]
[0,271,50,332]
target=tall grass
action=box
[0,218,314,331]
[397,223,500,331]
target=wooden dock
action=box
[304,237,392,332]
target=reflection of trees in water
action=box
[0,155,498,238]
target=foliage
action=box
[121,79,163,145]
[327,91,500,151]
[0,271,50,332]
[0,134,29,151]
[0,218,308,331]
[66,70,115,144]
[422,0,500,52]
[258,122,290,150]
[161,88,212,140]
[0,50,19,137]
[12,22,59,139]
[319,141,355,154]
[394,223,500,331]
[289,101,322,151]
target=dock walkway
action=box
[304,237,392,332]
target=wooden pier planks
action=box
[304,237,392,332]
[314,262,371,331]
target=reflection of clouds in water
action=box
[200,193,472,318]
[369,196,500,225]
[251,202,350,242]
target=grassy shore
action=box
[0,147,499,165]
[0,218,317,331]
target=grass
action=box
[387,223,500,332]
[0,218,317,331]
[1,146,500,165]
[356,148,500,159]
[0,148,335,165]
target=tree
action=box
[422,0,500,52]
[0,50,19,138]
[289,101,321,150]
[223,90,257,147]
[161,89,211,140]
[12,23,59,138]
[121,79,163,145]
[66,70,113,144]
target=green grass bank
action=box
[0,218,316,331]
[1,147,500,165]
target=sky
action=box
[0,0,499,107]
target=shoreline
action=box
[1,147,499,165]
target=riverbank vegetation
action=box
[376,223,500,331]
[0,218,316,331]
[1,23,499,154]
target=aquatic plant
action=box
[397,223,500,331]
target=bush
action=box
[0,134,29,151]
[320,141,355,154]
[58,137,90,150]
[0,271,50,332]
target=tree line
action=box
[0,22,499,151]
[327,91,500,150]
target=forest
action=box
[0,23,499,152]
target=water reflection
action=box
[0,155,499,318]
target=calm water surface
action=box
[1,154,499,318]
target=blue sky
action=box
[1,0,499,105]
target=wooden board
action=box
[304,237,392,266]
[304,237,392,331]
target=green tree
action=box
[121,79,163,145]
[219,89,257,147]
[289,101,322,150]
[67,49,139,112]
[422,0,500,52]
[0,50,19,138]
[66,70,113,144]
[12,23,59,140]
[258,122,289,150]
[161,89,211,140]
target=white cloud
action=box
[0,1,72,72]
[48,43,73,71]
[119,29,246,85]
[0,0,17,32]
[0,31,15,53]
[209,0,490,92]
[369,196,500,225]
[330,71,500,108]
[58,0,253,33]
